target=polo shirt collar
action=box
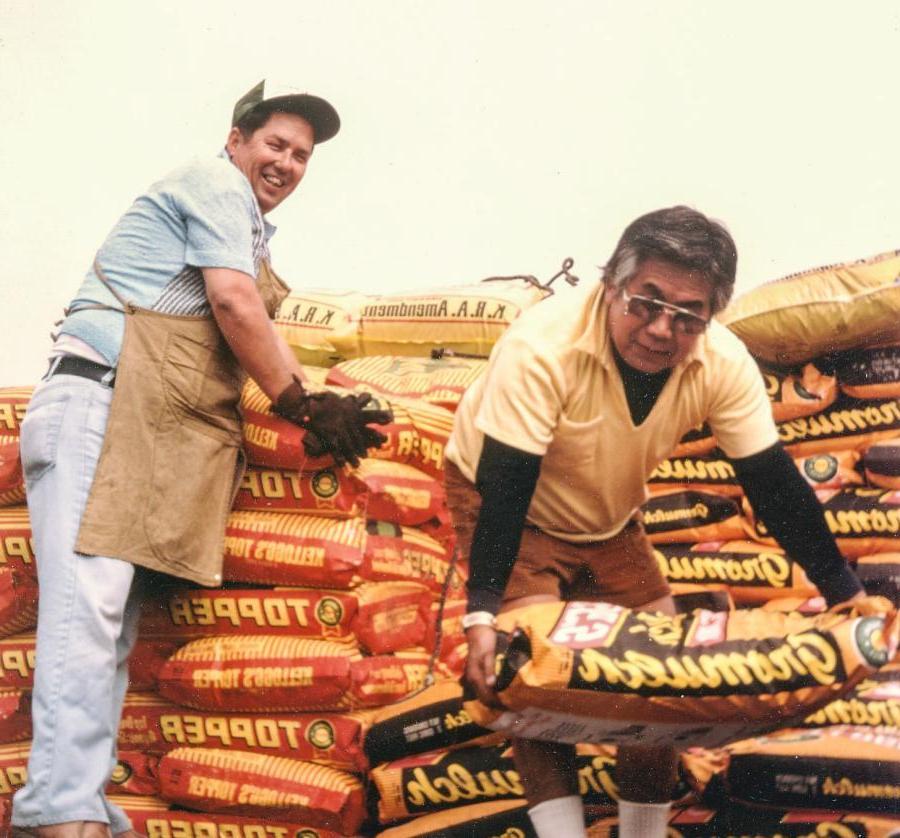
[572,281,708,370]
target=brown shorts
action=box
[444,461,670,609]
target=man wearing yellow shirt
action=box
[444,205,864,838]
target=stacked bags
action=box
[609,249,900,833]
[0,274,559,834]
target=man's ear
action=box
[225,126,242,157]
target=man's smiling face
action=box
[226,111,315,214]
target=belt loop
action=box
[100,367,116,387]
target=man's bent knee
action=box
[512,738,578,804]
[615,743,678,803]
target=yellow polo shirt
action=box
[445,280,778,542]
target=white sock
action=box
[617,799,672,838]
[528,795,586,838]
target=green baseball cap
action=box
[232,79,340,144]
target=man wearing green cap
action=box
[12,81,388,837]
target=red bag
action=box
[0,388,32,437]
[0,437,24,508]
[118,692,370,771]
[156,747,365,833]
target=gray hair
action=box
[602,206,738,314]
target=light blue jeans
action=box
[12,372,142,832]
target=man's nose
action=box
[644,310,675,339]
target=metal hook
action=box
[546,257,579,287]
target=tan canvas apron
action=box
[74,261,290,586]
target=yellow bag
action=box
[719,249,900,365]
[336,278,550,359]
[326,354,487,412]
[273,289,365,367]
[474,598,898,749]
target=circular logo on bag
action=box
[804,454,838,483]
[855,616,889,667]
[312,469,339,499]
[316,596,344,627]
[295,831,321,838]
[109,760,133,785]
[307,719,336,750]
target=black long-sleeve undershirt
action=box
[466,437,862,615]
[731,441,862,605]
[466,436,541,614]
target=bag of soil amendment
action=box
[469,597,897,749]
[834,344,900,399]
[797,661,900,730]
[326,354,487,412]
[863,438,900,489]
[586,804,900,838]
[703,725,900,814]
[719,249,900,365]
[758,361,838,421]
[374,799,535,838]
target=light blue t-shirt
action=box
[59,150,276,365]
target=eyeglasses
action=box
[621,290,709,336]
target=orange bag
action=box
[233,466,363,518]
[233,460,449,533]
[0,436,24,508]
[863,437,900,489]
[744,487,900,558]
[124,802,348,838]
[370,743,636,823]
[326,355,487,412]
[0,567,38,638]
[156,747,365,833]
[641,490,747,544]
[778,396,900,457]
[836,345,900,400]
[0,690,30,745]
[107,751,160,797]
[241,379,453,479]
[127,638,184,693]
[157,636,357,712]
[669,424,717,459]
[799,662,900,729]
[223,511,367,588]
[364,680,500,766]
[760,362,838,421]
[856,553,900,603]
[362,521,455,593]
[374,799,532,838]
[654,541,816,604]
[118,692,370,771]
[0,633,35,690]
[0,507,36,578]
[714,725,900,814]
[140,582,431,655]
[474,598,898,749]
[0,388,32,437]
[587,804,900,838]
[0,742,29,797]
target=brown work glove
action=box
[273,377,391,468]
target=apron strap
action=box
[65,257,136,317]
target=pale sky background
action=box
[1,1,898,386]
